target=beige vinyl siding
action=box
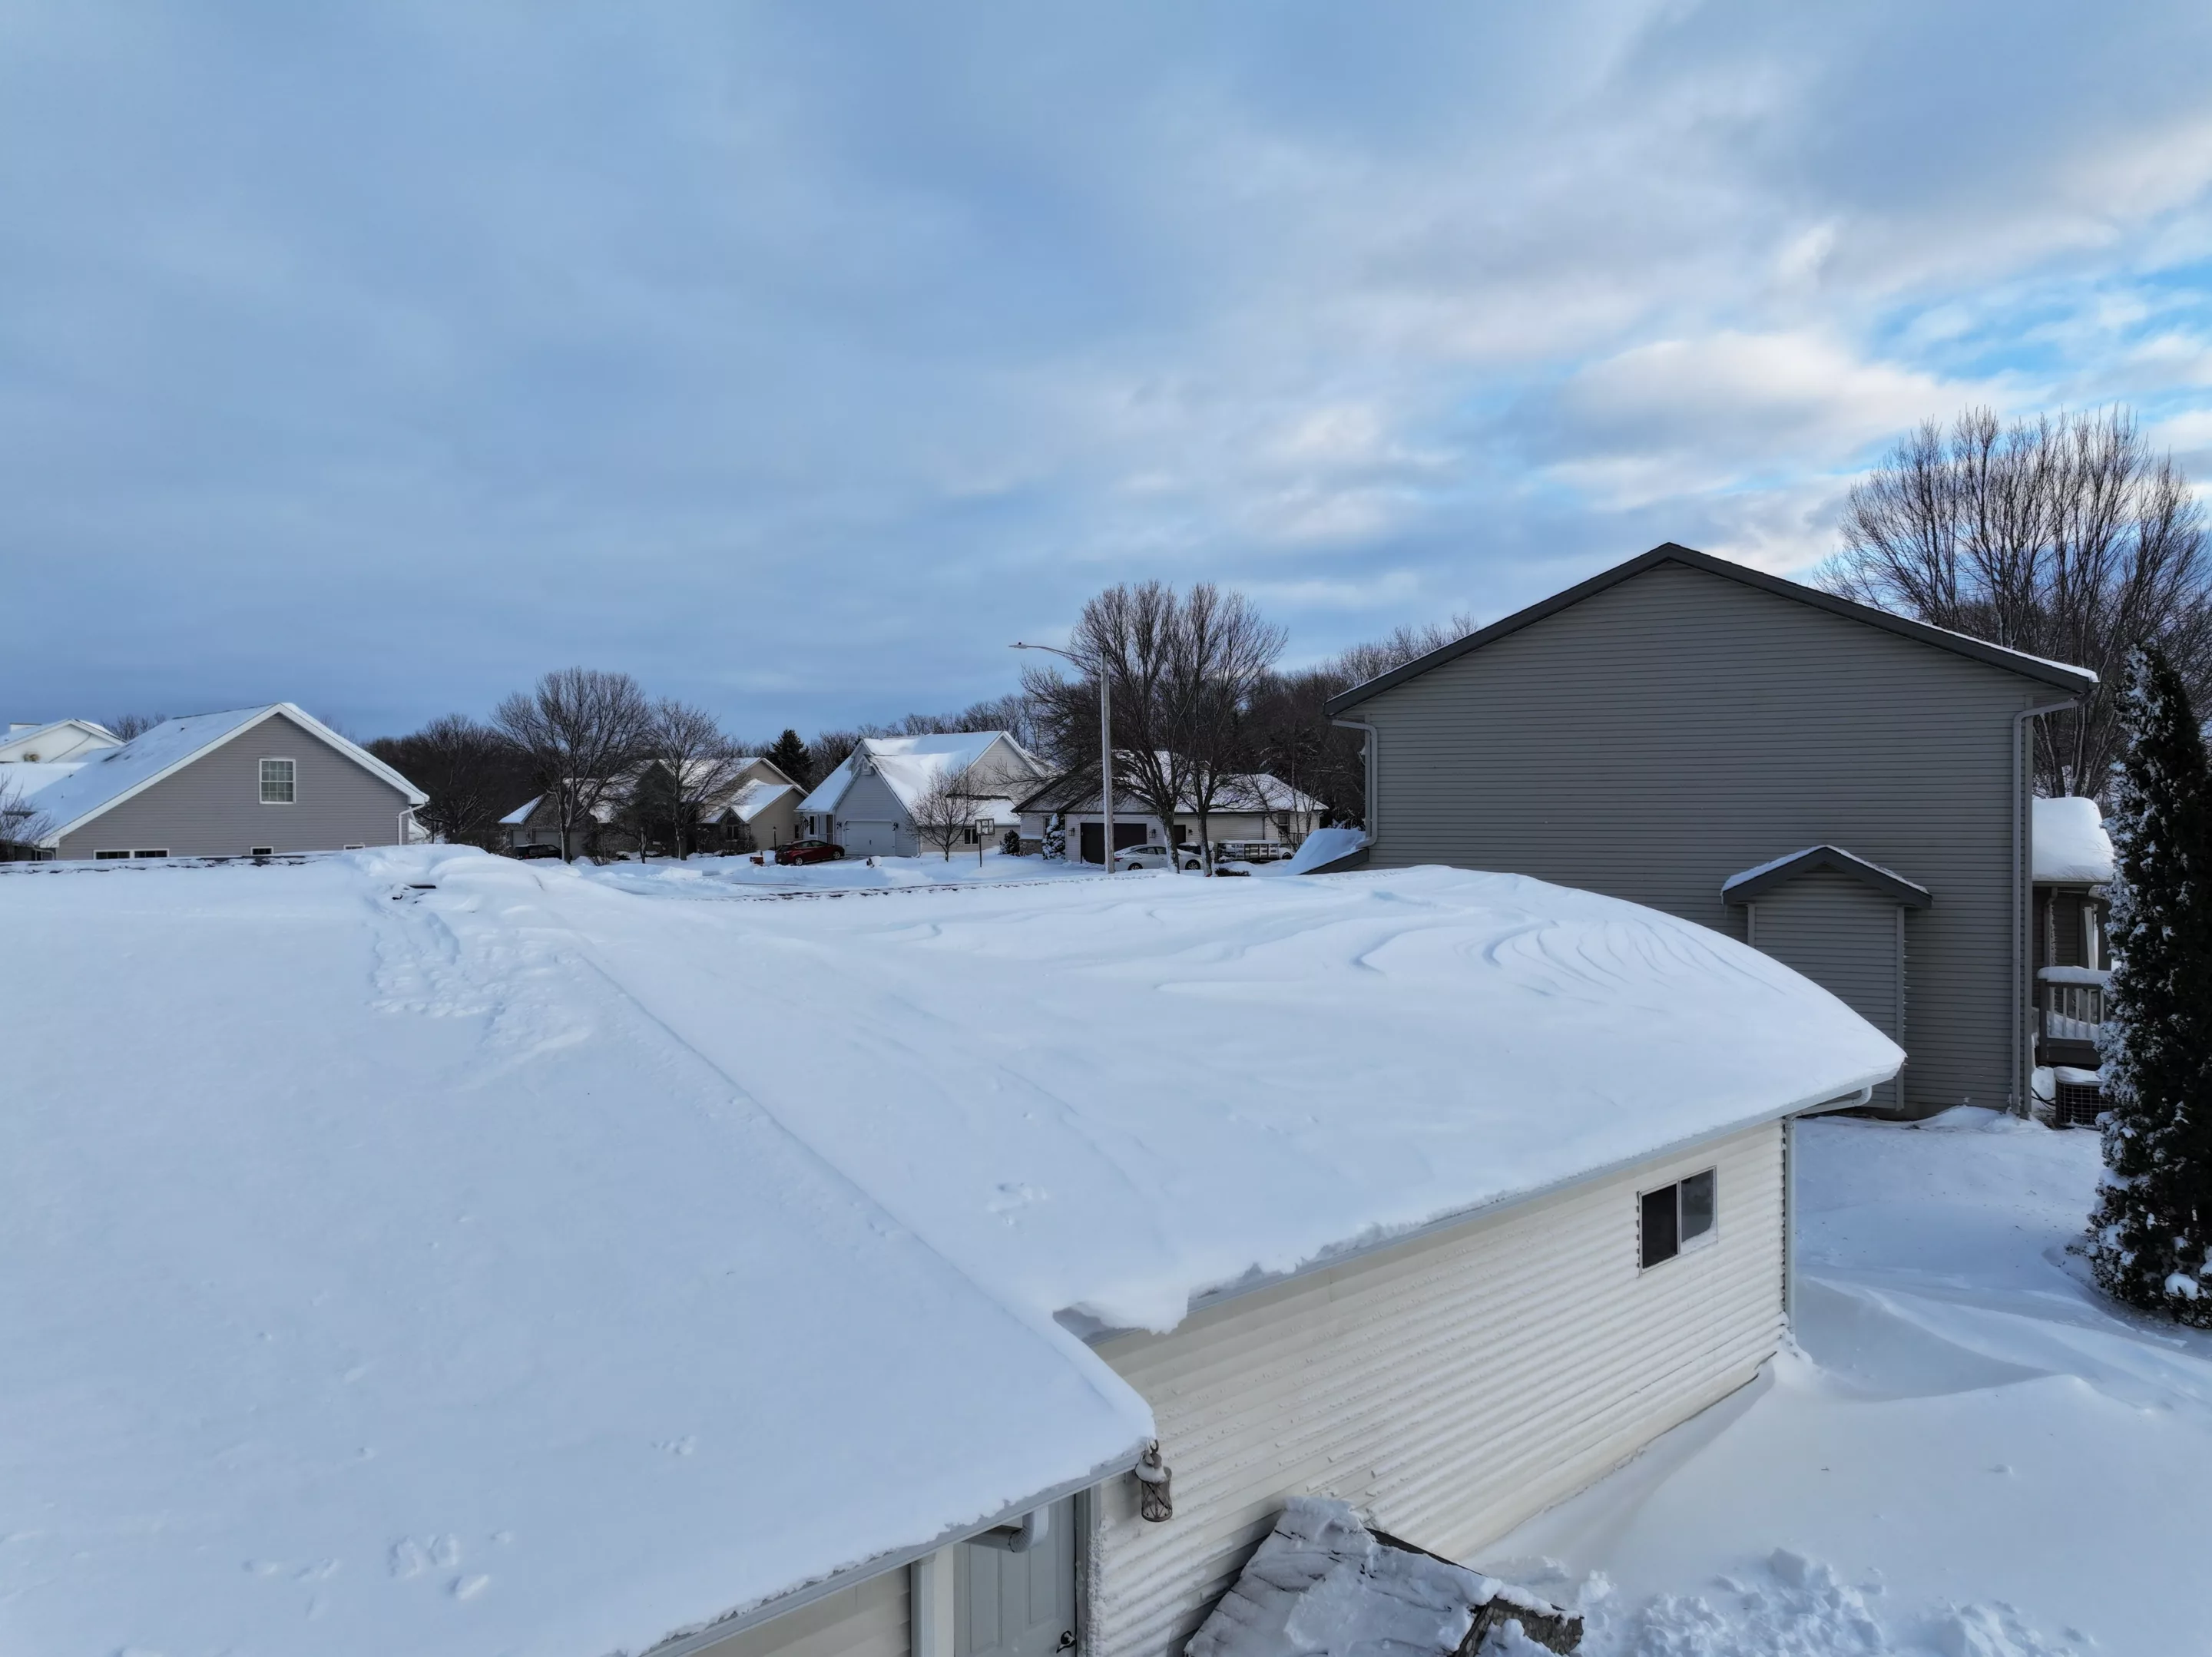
[1747,874,1906,1110]
[1359,561,2044,1115]
[57,713,412,860]
[677,1568,909,1657]
[1085,1120,1785,1657]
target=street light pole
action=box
[1012,643,1113,872]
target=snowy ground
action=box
[586,847,1111,896]
[1480,1110,2212,1657]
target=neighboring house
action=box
[502,757,806,856]
[2030,795,2114,1083]
[1324,541,2098,1119]
[797,733,1050,857]
[19,704,426,861]
[0,718,119,764]
[1015,771,1326,865]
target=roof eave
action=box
[1324,543,2098,716]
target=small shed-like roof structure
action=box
[1722,845,1932,908]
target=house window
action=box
[1639,1169,1717,1268]
[95,849,128,860]
[260,758,296,804]
[131,848,168,859]
[250,846,274,857]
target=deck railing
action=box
[2038,966,2110,1043]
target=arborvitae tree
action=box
[764,728,812,789]
[2088,646,2212,1324]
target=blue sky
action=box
[4,2,2211,739]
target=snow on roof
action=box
[497,792,544,826]
[797,733,1023,816]
[720,776,799,822]
[1015,769,1323,817]
[2032,795,2114,885]
[0,852,1147,1657]
[0,852,1899,1655]
[1720,845,1931,907]
[0,759,89,801]
[26,704,427,843]
[0,717,118,762]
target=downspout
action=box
[1330,717,1379,843]
[2012,698,2078,1116]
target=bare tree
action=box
[649,699,748,859]
[1825,406,2212,798]
[104,713,164,741]
[493,668,656,860]
[0,774,55,859]
[908,766,979,860]
[806,729,863,788]
[1168,585,1287,871]
[367,715,533,848]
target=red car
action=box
[775,838,846,866]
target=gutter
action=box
[641,1445,1144,1657]
[2011,698,2078,1116]
[1330,716,1379,842]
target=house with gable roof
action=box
[1325,541,2099,1118]
[17,703,426,862]
[797,733,1049,857]
[0,717,121,765]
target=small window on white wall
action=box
[1640,1169,1717,1268]
[260,758,296,804]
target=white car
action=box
[1114,842,1207,872]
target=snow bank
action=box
[2031,796,2113,884]
[1479,1111,2210,1656]
[1282,825,1367,874]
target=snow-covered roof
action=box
[1015,769,1323,817]
[0,851,1898,1656]
[0,717,118,763]
[497,792,544,827]
[717,776,800,822]
[2032,796,2114,885]
[25,704,428,845]
[0,852,1147,1657]
[0,759,89,801]
[798,733,1031,816]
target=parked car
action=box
[1114,842,1206,872]
[777,838,846,866]
[507,844,565,861]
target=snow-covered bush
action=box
[2087,647,2212,1326]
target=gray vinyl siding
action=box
[1359,561,2047,1115]
[680,1568,909,1657]
[1747,875,1905,1110]
[56,713,412,859]
[1085,1121,1785,1657]
[834,770,918,856]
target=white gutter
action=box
[2012,699,2078,1116]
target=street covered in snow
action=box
[0,848,2194,1655]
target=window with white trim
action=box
[250,846,274,857]
[1639,1168,1717,1268]
[259,758,296,804]
[95,849,128,860]
[131,848,167,859]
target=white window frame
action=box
[1637,1167,1719,1271]
[250,846,275,857]
[259,756,297,805]
[95,849,129,860]
[131,848,168,859]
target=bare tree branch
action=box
[492,668,656,860]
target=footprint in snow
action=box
[452,1574,492,1600]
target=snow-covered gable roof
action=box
[1721,845,1932,908]
[497,793,544,827]
[0,852,1902,1657]
[26,704,428,845]
[718,776,800,822]
[0,759,90,801]
[0,852,1147,1657]
[0,717,118,764]
[2033,795,2114,885]
[1014,769,1322,817]
[798,733,1032,816]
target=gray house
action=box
[22,703,426,861]
[1325,543,2096,1118]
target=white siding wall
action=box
[1085,1121,1786,1657]
[677,1569,909,1657]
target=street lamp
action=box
[1012,642,1113,872]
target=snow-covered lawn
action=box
[1482,1110,2212,1656]
[586,846,1111,895]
